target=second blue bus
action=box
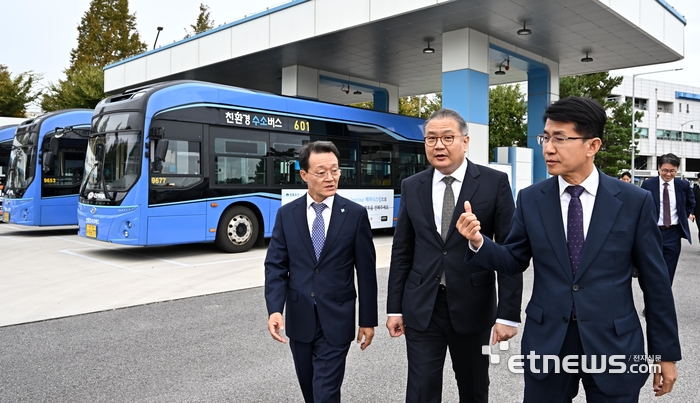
[2,110,92,226]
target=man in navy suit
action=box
[265,141,377,403]
[386,108,522,403]
[457,97,680,402]
[641,153,695,284]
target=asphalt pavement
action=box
[0,222,698,402]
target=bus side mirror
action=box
[155,140,169,161]
[49,136,59,155]
[96,143,105,162]
[150,127,165,140]
[42,151,54,171]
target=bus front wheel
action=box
[216,206,259,253]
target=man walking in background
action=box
[641,153,696,284]
[265,141,377,403]
[387,108,522,403]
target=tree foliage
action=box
[559,72,639,176]
[488,84,527,161]
[68,0,147,73]
[0,65,42,117]
[41,64,105,112]
[351,93,442,119]
[185,3,215,38]
[42,0,147,111]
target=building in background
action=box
[612,77,700,183]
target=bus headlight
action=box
[123,230,129,238]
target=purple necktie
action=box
[566,186,585,277]
[311,202,326,260]
[663,182,671,228]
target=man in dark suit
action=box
[457,96,680,402]
[265,141,377,403]
[641,153,696,284]
[386,108,523,403]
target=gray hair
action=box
[423,108,468,136]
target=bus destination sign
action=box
[224,110,311,134]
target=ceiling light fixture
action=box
[581,52,593,63]
[423,41,435,54]
[517,22,531,36]
[495,65,506,75]
[353,90,362,95]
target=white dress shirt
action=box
[432,158,468,234]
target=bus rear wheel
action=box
[216,206,259,253]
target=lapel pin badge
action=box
[341,208,345,213]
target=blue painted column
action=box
[441,28,490,165]
[527,65,558,182]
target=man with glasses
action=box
[387,108,522,402]
[457,97,680,402]
[641,153,696,284]
[265,141,377,402]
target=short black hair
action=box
[298,141,340,171]
[620,171,631,179]
[658,153,680,168]
[543,96,606,139]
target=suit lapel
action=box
[650,177,661,220]
[318,196,349,264]
[576,173,622,279]
[536,177,573,282]
[292,196,317,262]
[417,168,442,244]
[674,178,684,217]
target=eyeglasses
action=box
[536,134,591,146]
[305,168,341,179]
[424,135,462,147]
[660,169,677,175]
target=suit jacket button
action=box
[563,316,568,323]
[434,276,440,281]
[314,269,319,274]
[310,292,315,297]
[572,284,579,291]
[442,250,447,255]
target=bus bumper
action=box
[78,203,141,245]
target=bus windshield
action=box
[6,132,37,196]
[82,132,141,201]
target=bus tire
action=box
[216,206,259,253]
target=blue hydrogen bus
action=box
[0,124,19,217]
[77,81,427,252]
[2,110,92,226]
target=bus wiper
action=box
[80,162,99,199]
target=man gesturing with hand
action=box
[457,96,680,403]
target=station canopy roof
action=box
[106,0,686,105]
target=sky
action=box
[1,0,698,103]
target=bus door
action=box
[148,121,207,245]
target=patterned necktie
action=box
[441,176,456,241]
[663,182,671,227]
[311,202,327,260]
[566,186,585,277]
[440,176,455,286]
